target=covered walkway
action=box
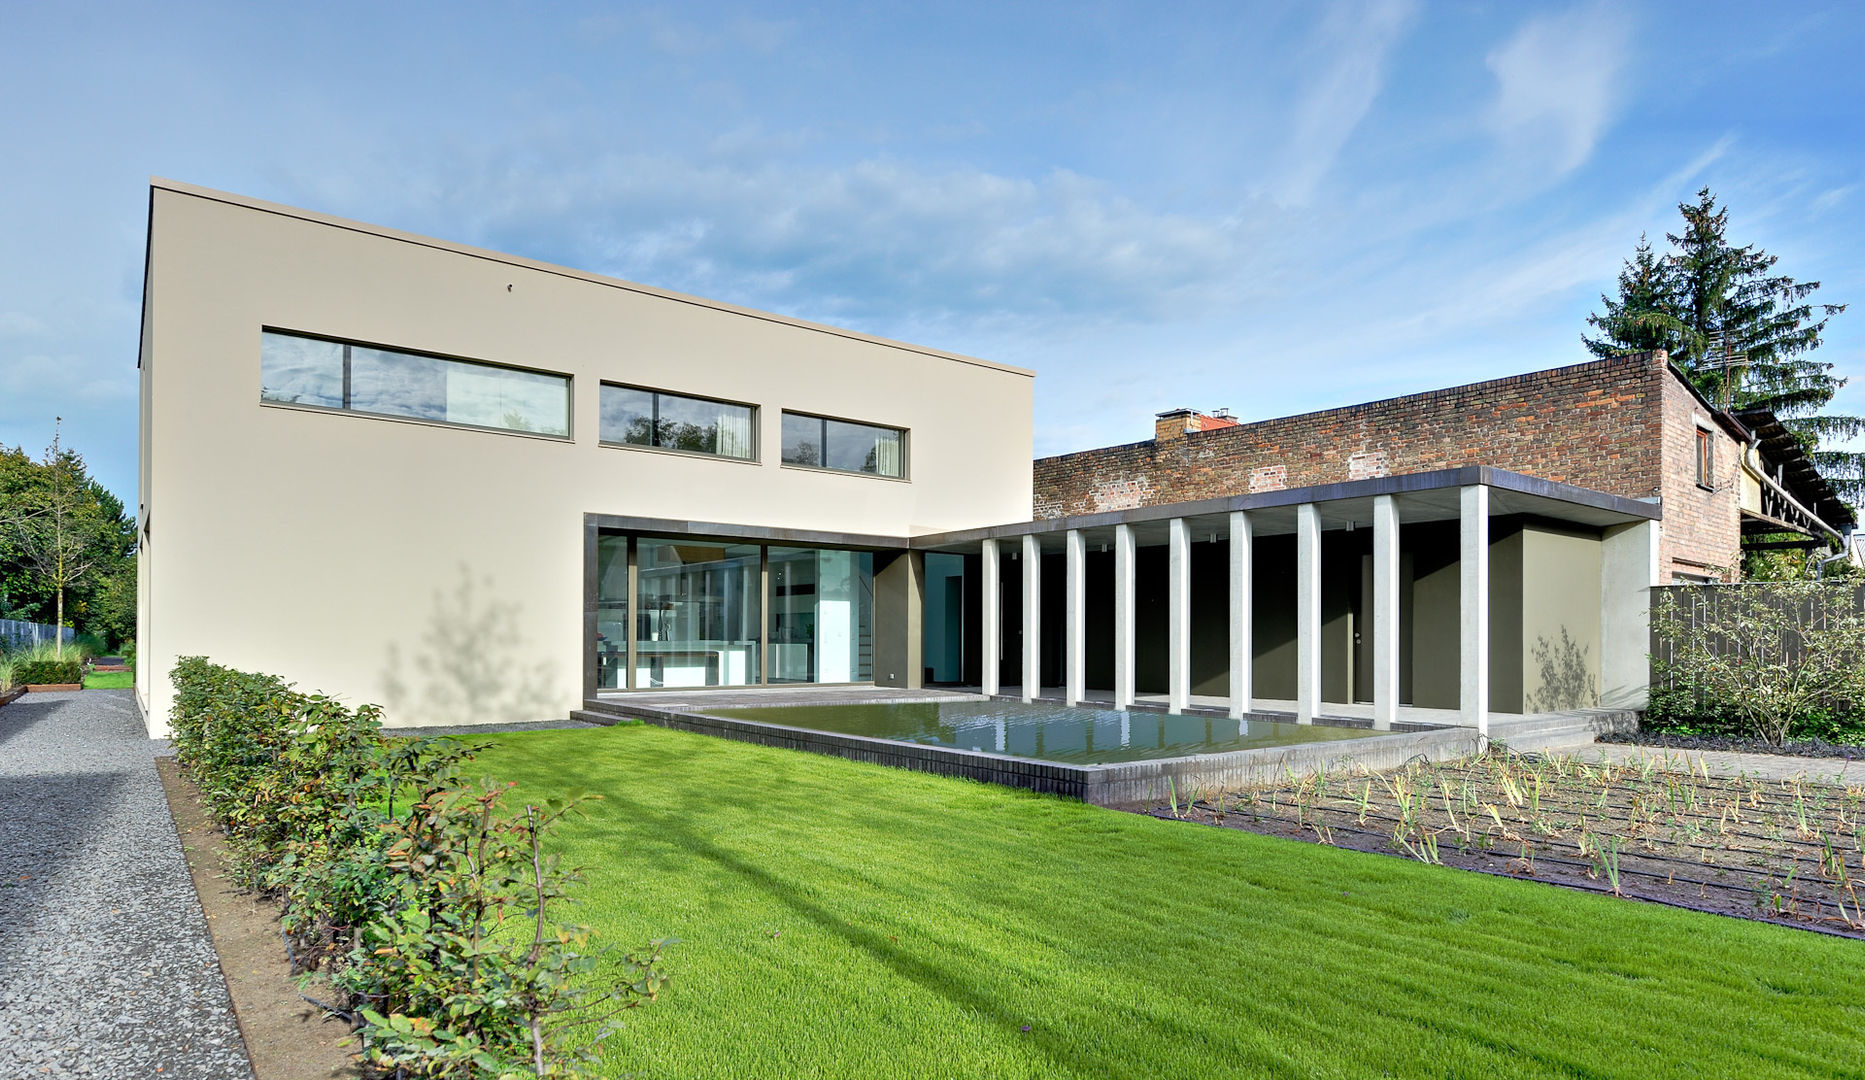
[914,467,1662,737]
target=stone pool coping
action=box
[571,698,1487,807]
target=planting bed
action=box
[1599,730,1865,761]
[1146,750,1865,937]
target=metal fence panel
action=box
[0,618,77,651]
[1649,582,1865,688]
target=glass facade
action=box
[769,548,874,684]
[595,534,876,690]
[635,539,762,687]
[600,383,755,460]
[595,535,629,689]
[260,330,570,436]
[780,412,905,478]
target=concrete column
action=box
[1065,529,1085,706]
[1371,494,1400,730]
[1600,519,1660,710]
[1460,485,1490,735]
[872,551,924,689]
[1114,523,1136,708]
[1296,503,1321,723]
[1021,534,1041,703]
[1228,510,1252,719]
[980,539,1000,697]
[1168,518,1191,713]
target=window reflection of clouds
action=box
[259,334,343,407]
[602,387,655,444]
[781,412,821,467]
[351,347,447,421]
[259,331,569,436]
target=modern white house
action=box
[135,180,1032,735]
[140,180,1851,741]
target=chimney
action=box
[1154,407,1241,442]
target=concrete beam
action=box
[980,538,1000,697]
[1228,510,1252,719]
[1296,503,1321,723]
[1065,529,1085,706]
[1168,517,1190,714]
[1460,484,1489,735]
[1114,523,1135,709]
[1021,533,1040,703]
[1371,494,1400,730]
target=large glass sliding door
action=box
[769,548,874,684]
[593,531,878,691]
[595,535,629,689]
[635,539,762,687]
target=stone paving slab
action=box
[0,689,251,1078]
[1569,741,1861,785]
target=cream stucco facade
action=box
[137,180,1034,735]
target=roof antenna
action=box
[1711,331,1748,413]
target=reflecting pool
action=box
[709,700,1376,765]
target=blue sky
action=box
[2,1,1862,506]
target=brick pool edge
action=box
[571,701,1487,807]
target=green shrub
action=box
[1651,581,1865,745]
[12,658,83,685]
[166,657,666,1077]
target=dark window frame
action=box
[598,382,761,462]
[778,409,909,480]
[259,327,573,440]
[1695,428,1715,490]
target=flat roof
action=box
[587,466,1660,552]
[148,177,1034,379]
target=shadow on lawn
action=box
[596,787,1205,1077]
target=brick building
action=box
[1033,352,1853,584]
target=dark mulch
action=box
[1599,731,1865,760]
[1138,753,1865,940]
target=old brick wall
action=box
[1034,353,1672,519]
[1658,375,1744,581]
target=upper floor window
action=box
[780,411,906,479]
[600,384,756,460]
[1695,428,1715,489]
[260,330,570,437]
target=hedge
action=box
[13,658,83,685]
[167,657,667,1078]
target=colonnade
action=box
[976,486,1493,734]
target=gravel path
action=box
[0,690,252,1079]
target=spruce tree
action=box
[1583,234,1681,360]
[1584,188,1862,505]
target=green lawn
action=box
[481,725,1865,1080]
[83,670,133,689]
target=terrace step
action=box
[1488,709,1639,754]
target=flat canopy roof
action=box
[909,466,1660,553]
[591,466,1660,554]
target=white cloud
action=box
[338,148,1270,335]
[1270,0,1418,205]
[1485,2,1631,175]
[0,312,48,338]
